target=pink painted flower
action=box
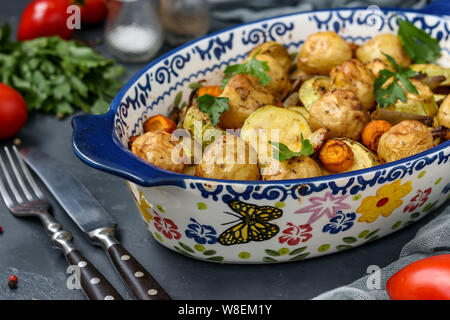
[295,192,351,224]
[153,211,181,240]
[278,223,312,246]
[403,188,432,213]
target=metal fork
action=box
[0,146,123,300]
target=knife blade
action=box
[20,147,171,300]
[20,148,116,233]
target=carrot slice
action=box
[362,120,392,152]
[197,86,223,98]
[143,114,177,134]
[319,139,354,173]
[128,135,139,150]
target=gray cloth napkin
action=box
[313,203,450,300]
[208,0,429,22]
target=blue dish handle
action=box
[418,0,450,15]
[71,113,186,188]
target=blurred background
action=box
[1,0,434,66]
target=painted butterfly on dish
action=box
[218,200,283,246]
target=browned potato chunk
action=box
[297,31,352,75]
[437,95,450,128]
[377,120,433,163]
[309,89,370,141]
[262,156,322,180]
[364,58,394,78]
[356,34,411,68]
[244,53,291,100]
[196,134,260,180]
[248,41,292,73]
[330,59,376,111]
[132,131,186,173]
[218,74,275,130]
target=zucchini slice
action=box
[337,138,379,172]
[183,106,225,148]
[298,76,329,110]
[240,105,312,165]
[286,105,310,123]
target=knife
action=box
[20,148,171,300]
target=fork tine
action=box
[0,164,14,208]
[4,147,34,202]
[0,151,23,204]
[12,146,45,200]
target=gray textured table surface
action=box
[0,0,448,300]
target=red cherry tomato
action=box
[77,0,108,24]
[18,0,74,41]
[0,84,28,140]
[387,254,450,300]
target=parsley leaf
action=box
[397,19,440,63]
[0,23,125,117]
[196,94,229,126]
[374,53,419,108]
[221,50,272,88]
[269,134,314,162]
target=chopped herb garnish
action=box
[173,91,183,108]
[221,50,272,88]
[188,82,204,90]
[374,53,419,108]
[269,134,314,162]
[290,51,298,61]
[196,94,229,126]
[397,19,441,63]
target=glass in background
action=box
[105,0,164,63]
[158,0,211,45]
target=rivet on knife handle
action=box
[66,249,123,300]
[90,227,171,300]
[43,215,123,301]
[107,244,171,300]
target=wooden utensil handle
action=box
[67,250,123,300]
[107,244,171,300]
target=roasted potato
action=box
[183,105,225,148]
[218,74,275,130]
[364,58,394,78]
[298,76,330,110]
[196,134,260,180]
[132,131,186,173]
[297,31,352,75]
[356,33,411,68]
[244,53,291,100]
[309,89,370,141]
[240,105,312,166]
[319,139,355,173]
[182,165,197,176]
[437,94,450,128]
[248,41,292,73]
[377,120,434,163]
[262,156,322,180]
[330,59,376,111]
[384,79,438,117]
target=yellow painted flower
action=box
[357,180,412,223]
[137,190,153,222]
